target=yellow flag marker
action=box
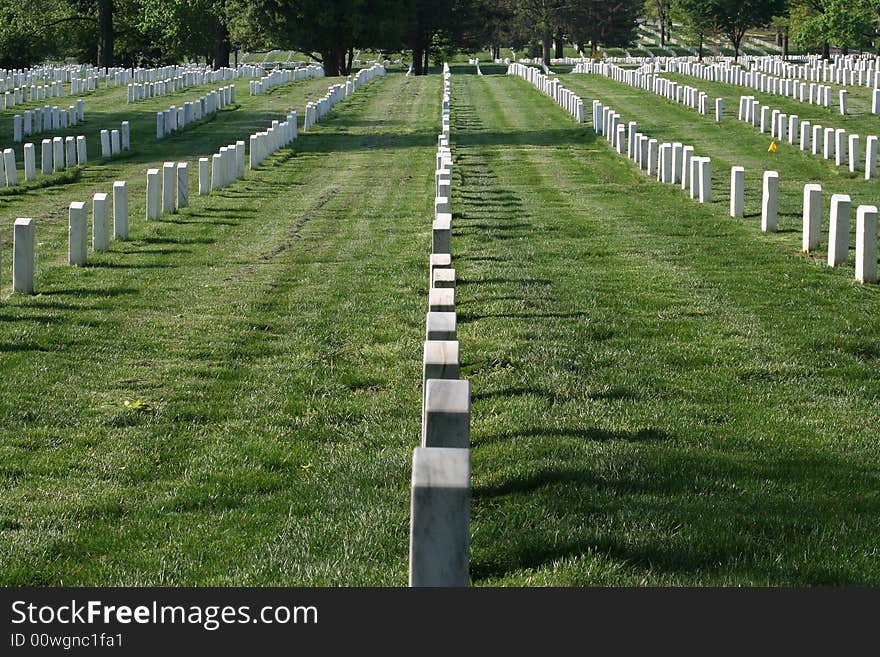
[768,140,778,153]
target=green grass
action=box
[563,70,880,231]
[452,68,880,585]
[0,71,440,585]
[2,63,880,586]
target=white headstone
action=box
[92,192,110,252]
[855,205,878,283]
[761,170,779,233]
[162,162,175,213]
[146,168,160,220]
[866,135,878,180]
[41,139,52,174]
[13,218,35,294]
[802,184,822,251]
[828,194,851,267]
[76,135,87,165]
[730,166,745,218]
[408,447,470,587]
[23,143,35,181]
[199,157,209,195]
[3,148,18,186]
[68,202,87,266]
[177,162,188,210]
[113,181,128,240]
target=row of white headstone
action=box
[410,62,470,589]
[1,62,256,91]
[146,161,191,220]
[737,96,879,178]
[2,133,88,187]
[595,99,713,203]
[99,123,131,158]
[68,183,129,266]
[749,54,880,89]
[249,64,324,95]
[1,219,36,294]
[302,63,386,131]
[2,81,65,110]
[12,99,85,142]
[156,86,233,139]
[248,112,298,170]
[127,76,189,103]
[506,62,584,122]
[729,170,878,283]
[202,142,245,196]
[574,61,723,121]
[667,59,842,111]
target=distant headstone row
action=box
[248,112,297,170]
[249,64,324,95]
[409,63,471,589]
[99,122,131,158]
[127,76,191,103]
[200,142,245,197]
[39,135,88,174]
[574,61,721,121]
[2,82,65,110]
[303,64,386,131]
[67,183,129,266]
[12,99,85,142]
[506,62,584,122]
[156,87,234,139]
[146,161,191,220]
[736,95,878,177]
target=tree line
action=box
[0,1,878,74]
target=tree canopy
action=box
[0,0,879,73]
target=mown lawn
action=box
[1,71,440,585]
[453,68,880,585]
[2,63,878,586]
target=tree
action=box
[644,0,671,47]
[790,0,878,57]
[226,0,403,76]
[712,0,788,60]
[138,0,231,67]
[512,0,566,66]
[56,0,116,67]
[567,0,640,58]
[672,0,717,60]
[0,3,58,68]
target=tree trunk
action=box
[96,0,113,68]
[822,41,830,59]
[542,27,552,66]
[214,21,231,68]
[423,46,429,74]
[322,50,340,76]
[554,27,564,59]
[783,34,788,59]
[412,43,424,75]
[346,47,354,75]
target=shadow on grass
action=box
[87,261,173,270]
[41,287,139,298]
[458,311,591,323]
[0,342,51,353]
[470,444,880,585]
